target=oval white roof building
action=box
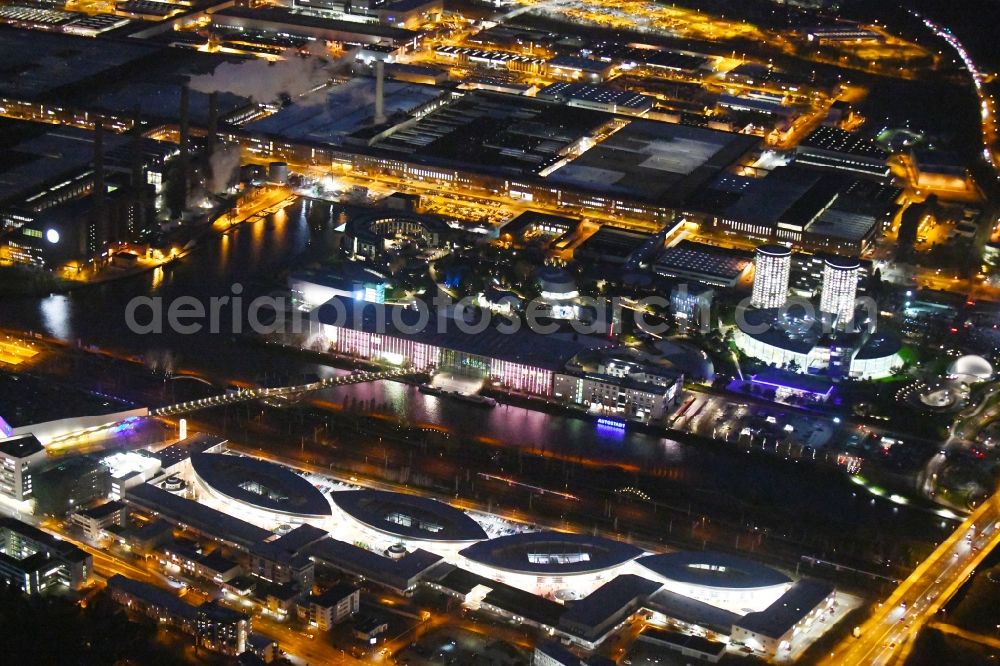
[636,551,792,613]
[330,490,488,544]
[191,453,332,519]
[460,531,642,577]
[948,355,993,384]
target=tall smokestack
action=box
[179,84,190,155]
[207,91,219,155]
[93,120,108,254]
[178,84,191,208]
[374,59,386,125]
[130,105,147,241]
[94,122,105,206]
[130,105,143,189]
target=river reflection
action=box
[0,199,935,532]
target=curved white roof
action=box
[948,355,993,383]
[460,531,642,576]
[636,552,791,591]
[330,490,487,543]
[191,453,332,518]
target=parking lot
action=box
[674,395,836,449]
[395,627,528,666]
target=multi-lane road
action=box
[823,491,1000,666]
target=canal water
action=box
[0,198,939,537]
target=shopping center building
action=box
[114,437,845,657]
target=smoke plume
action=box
[188,42,336,104]
[208,143,241,194]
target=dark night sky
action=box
[899,0,1000,68]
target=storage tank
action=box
[268,161,289,185]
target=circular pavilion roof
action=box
[756,244,791,258]
[948,355,993,383]
[824,256,861,270]
[535,267,578,295]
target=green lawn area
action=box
[898,345,920,365]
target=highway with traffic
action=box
[822,491,1000,665]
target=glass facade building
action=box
[750,245,792,309]
[819,257,860,329]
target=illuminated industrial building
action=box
[536,82,655,116]
[794,126,891,181]
[654,241,752,288]
[210,6,420,49]
[0,122,173,269]
[750,244,792,309]
[702,166,898,256]
[226,91,760,232]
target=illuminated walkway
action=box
[152,368,414,417]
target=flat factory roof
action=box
[247,78,444,144]
[654,240,751,284]
[545,119,758,204]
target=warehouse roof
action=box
[734,578,834,639]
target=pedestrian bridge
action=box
[151,368,414,417]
